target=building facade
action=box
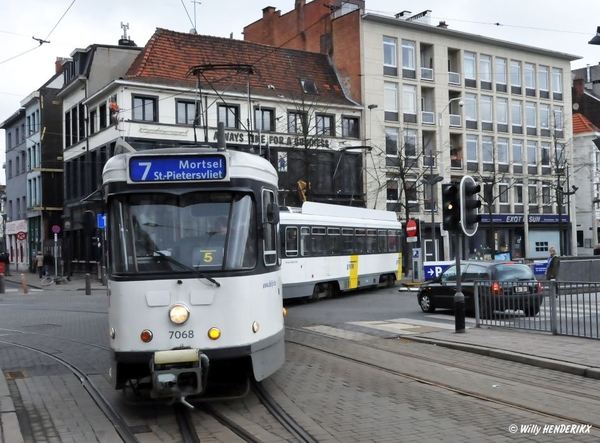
[245,1,579,261]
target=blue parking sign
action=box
[97,213,106,229]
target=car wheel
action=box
[524,304,540,317]
[419,294,436,313]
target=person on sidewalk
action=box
[545,246,560,296]
[0,252,10,276]
[36,251,44,278]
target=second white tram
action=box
[280,202,403,300]
[102,146,284,405]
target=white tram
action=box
[279,202,403,300]
[102,146,284,404]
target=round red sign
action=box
[16,231,27,241]
[406,219,417,237]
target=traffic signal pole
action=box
[454,233,465,333]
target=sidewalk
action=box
[1,271,106,292]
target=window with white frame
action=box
[385,128,398,156]
[554,106,563,130]
[255,107,274,132]
[510,60,522,87]
[528,184,538,204]
[404,128,417,157]
[464,51,476,80]
[552,68,563,94]
[539,65,549,92]
[383,37,397,71]
[511,100,522,126]
[384,82,398,120]
[402,84,417,115]
[466,134,478,162]
[496,97,508,125]
[465,93,477,122]
[512,139,523,164]
[498,138,508,164]
[541,142,551,166]
[527,141,537,165]
[387,178,399,201]
[540,104,550,129]
[514,183,523,204]
[495,57,507,85]
[556,143,564,168]
[402,40,415,71]
[525,63,536,89]
[526,102,536,128]
[480,55,492,83]
[482,136,493,163]
[499,183,509,203]
[481,95,493,124]
[542,183,551,205]
[406,178,418,207]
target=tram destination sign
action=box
[128,154,228,183]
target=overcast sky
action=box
[1,0,599,185]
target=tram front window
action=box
[108,192,257,275]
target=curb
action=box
[404,335,600,381]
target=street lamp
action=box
[438,96,463,259]
[421,165,443,260]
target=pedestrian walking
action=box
[545,246,560,296]
[0,252,10,276]
[36,251,44,278]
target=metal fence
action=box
[474,281,600,339]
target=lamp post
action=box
[589,26,600,45]
[438,96,463,259]
[421,161,443,260]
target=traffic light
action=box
[460,175,481,236]
[441,183,461,232]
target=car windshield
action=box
[495,264,534,280]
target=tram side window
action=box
[342,228,354,254]
[355,229,366,253]
[262,189,278,266]
[366,229,377,253]
[327,228,341,254]
[312,227,326,255]
[388,230,399,252]
[300,227,310,256]
[285,227,298,257]
[378,230,388,252]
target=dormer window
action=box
[300,79,318,95]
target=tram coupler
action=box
[150,349,209,401]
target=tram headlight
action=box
[169,304,190,325]
[252,321,260,333]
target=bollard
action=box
[0,274,4,294]
[85,273,91,295]
[20,274,28,294]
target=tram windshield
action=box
[108,191,257,275]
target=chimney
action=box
[573,78,585,98]
[55,58,62,74]
[437,21,448,29]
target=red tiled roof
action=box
[124,28,354,106]
[573,113,599,134]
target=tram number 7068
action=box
[169,330,195,339]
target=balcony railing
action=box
[449,114,462,127]
[420,67,434,81]
[421,111,435,125]
[449,72,461,85]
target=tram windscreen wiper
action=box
[152,250,221,287]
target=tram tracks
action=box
[285,326,600,429]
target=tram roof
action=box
[280,202,401,227]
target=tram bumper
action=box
[150,349,209,399]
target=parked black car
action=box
[417,261,544,317]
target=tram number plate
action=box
[169,330,195,339]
